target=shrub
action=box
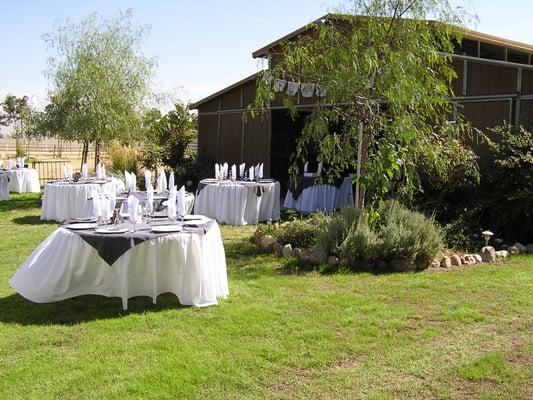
[315,207,359,255]
[107,141,141,175]
[340,214,381,261]
[272,219,319,249]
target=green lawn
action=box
[0,193,532,399]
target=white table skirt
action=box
[194,180,281,225]
[4,168,40,193]
[283,176,354,213]
[9,223,228,310]
[41,179,125,222]
[0,173,9,201]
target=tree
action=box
[252,0,477,211]
[0,94,31,137]
[42,10,156,167]
[142,102,197,171]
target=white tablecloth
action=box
[41,179,125,222]
[283,176,354,213]
[0,172,9,201]
[194,179,280,225]
[9,223,228,310]
[3,168,40,193]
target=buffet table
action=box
[194,179,280,225]
[41,179,125,222]
[3,168,40,193]
[283,176,354,213]
[9,218,228,310]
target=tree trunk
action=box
[94,140,100,169]
[355,121,369,214]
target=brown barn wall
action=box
[461,100,511,130]
[218,113,243,164]
[521,69,533,95]
[520,99,533,128]
[451,58,464,96]
[220,88,242,110]
[467,63,517,96]
[198,98,219,113]
[197,114,219,162]
[243,113,271,177]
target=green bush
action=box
[315,201,443,268]
[107,142,140,175]
[272,219,319,249]
[315,207,359,255]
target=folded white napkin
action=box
[95,164,102,179]
[127,195,141,224]
[167,186,177,219]
[176,185,186,217]
[7,160,15,169]
[131,172,137,193]
[231,164,237,180]
[258,163,264,179]
[168,171,175,191]
[144,170,152,189]
[239,163,245,178]
[317,161,323,175]
[124,171,131,191]
[156,170,167,193]
[223,162,228,180]
[215,163,220,180]
[255,164,260,180]
[146,183,154,214]
[304,161,309,173]
[81,163,88,179]
[102,164,106,178]
[63,164,69,179]
[248,165,254,181]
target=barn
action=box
[191,14,533,185]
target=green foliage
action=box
[107,141,141,175]
[251,0,477,206]
[15,139,26,157]
[272,219,319,249]
[315,201,443,266]
[41,10,156,152]
[142,102,197,170]
[315,207,359,255]
[375,201,444,264]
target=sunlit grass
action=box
[0,193,531,399]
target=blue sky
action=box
[1,0,532,110]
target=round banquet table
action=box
[3,168,40,193]
[9,220,228,310]
[283,176,354,213]
[194,179,281,225]
[0,172,9,201]
[41,179,125,222]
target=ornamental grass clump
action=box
[272,219,319,249]
[315,207,359,255]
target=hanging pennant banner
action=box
[287,81,300,96]
[300,83,315,97]
[274,79,287,92]
[316,83,328,97]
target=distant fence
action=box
[0,138,95,159]
[31,160,66,186]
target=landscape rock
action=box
[415,260,428,271]
[481,246,496,263]
[273,242,283,257]
[292,247,302,259]
[514,243,526,253]
[300,250,312,262]
[281,244,293,257]
[390,259,415,272]
[525,244,533,254]
[429,260,440,269]
[328,256,339,266]
[440,256,451,268]
[310,247,327,264]
[339,258,350,267]
[260,235,276,251]
[507,245,519,255]
[254,230,264,245]
[450,254,462,266]
[473,254,482,263]
[495,250,509,259]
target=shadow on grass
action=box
[0,193,41,212]
[12,215,56,225]
[0,292,189,326]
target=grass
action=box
[0,193,532,399]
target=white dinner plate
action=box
[95,226,130,234]
[151,225,182,233]
[183,215,207,220]
[64,222,98,230]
